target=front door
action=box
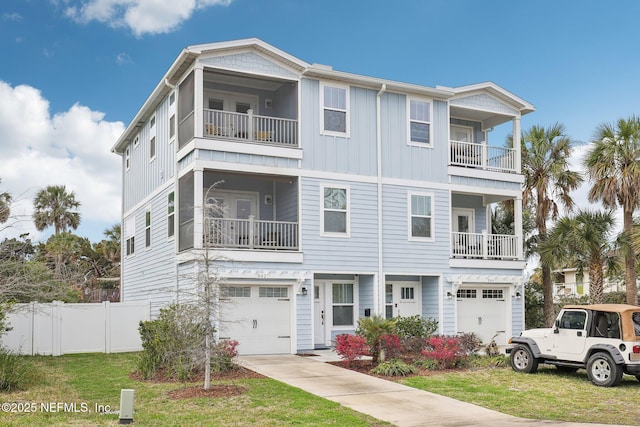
[314,283,328,348]
[553,309,588,358]
[385,282,421,319]
[204,191,258,246]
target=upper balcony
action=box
[450,140,517,173]
[178,68,299,154]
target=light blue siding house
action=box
[112,39,534,355]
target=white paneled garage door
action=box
[456,287,507,345]
[218,285,291,355]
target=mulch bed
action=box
[129,366,265,400]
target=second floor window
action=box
[145,211,151,247]
[322,186,349,236]
[124,216,135,256]
[321,84,349,136]
[408,99,432,146]
[409,193,433,240]
[167,192,175,238]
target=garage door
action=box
[456,288,507,345]
[218,285,291,355]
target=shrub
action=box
[0,347,38,391]
[211,340,239,373]
[356,315,396,364]
[422,335,466,369]
[137,304,208,380]
[457,332,482,356]
[394,315,438,352]
[335,334,369,366]
[413,357,440,370]
[370,359,416,376]
[379,334,403,360]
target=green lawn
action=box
[0,353,389,427]
[402,363,640,425]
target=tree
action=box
[33,185,81,235]
[584,116,640,305]
[521,123,583,326]
[0,179,10,225]
[539,210,619,304]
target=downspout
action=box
[376,84,386,314]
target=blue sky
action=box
[1,0,640,243]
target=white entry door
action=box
[385,282,422,319]
[218,285,291,355]
[456,287,507,345]
[314,283,328,348]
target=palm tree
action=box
[539,210,619,304]
[584,116,640,305]
[33,185,81,235]
[521,123,583,326]
[0,179,11,224]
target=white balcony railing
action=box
[450,141,517,173]
[203,109,298,147]
[451,232,519,259]
[204,216,298,250]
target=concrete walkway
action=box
[239,352,632,427]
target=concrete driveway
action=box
[239,352,632,427]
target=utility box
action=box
[119,389,135,424]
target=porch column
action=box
[194,167,204,249]
[514,196,523,259]
[194,65,204,139]
[513,115,521,174]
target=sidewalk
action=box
[239,351,632,427]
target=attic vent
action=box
[311,63,333,71]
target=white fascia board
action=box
[442,82,535,115]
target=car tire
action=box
[510,344,538,374]
[586,352,623,387]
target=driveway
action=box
[239,352,632,427]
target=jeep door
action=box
[553,309,588,360]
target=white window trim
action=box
[124,215,135,258]
[408,191,435,242]
[149,114,157,163]
[407,97,433,148]
[329,281,358,329]
[145,208,152,249]
[320,184,350,238]
[320,82,350,138]
[124,147,130,172]
[133,134,140,149]
[167,191,175,240]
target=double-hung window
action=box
[167,192,175,238]
[408,98,432,146]
[332,283,354,326]
[149,115,156,162]
[145,210,151,248]
[409,192,434,241]
[124,216,135,256]
[321,83,349,136]
[322,185,349,236]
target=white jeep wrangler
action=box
[509,304,640,387]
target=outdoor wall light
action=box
[514,292,522,300]
[301,286,308,296]
[446,291,453,299]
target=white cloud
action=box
[0,81,124,242]
[65,0,232,36]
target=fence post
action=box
[247,109,254,141]
[104,301,111,354]
[52,301,63,356]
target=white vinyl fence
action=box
[1,301,151,356]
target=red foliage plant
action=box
[335,334,370,366]
[421,335,466,369]
[379,334,403,360]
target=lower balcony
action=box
[451,232,519,260]
[204,216,298,250]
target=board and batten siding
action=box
[122,186,176,315]
[380,95,449,182]
[296,279,313,351]
[123,94,175,212]
[299,79,377,176]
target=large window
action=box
[321,84,349,136]
[332,283,354,326]
[322,185,349,236]
[409,192,434,240]
[408,98,432,146]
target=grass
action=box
[402,361,640,425]
[0,353,390,427]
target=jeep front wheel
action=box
[586,352,623,387]
[510,345,538,374]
